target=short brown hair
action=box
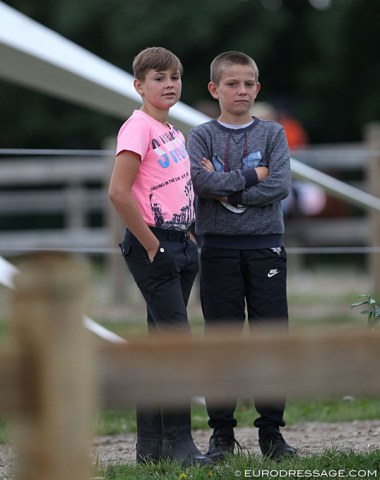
[133,47,183,81]
[210,51,259,84]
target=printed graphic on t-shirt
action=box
[148,129,194,229]
[151,127,188,169]
[117,111,195,230]
[149,177,194,230]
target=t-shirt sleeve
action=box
[116,115,150,159]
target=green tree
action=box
[0,0,379,148]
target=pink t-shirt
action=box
[116,110,195,231]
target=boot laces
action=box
[269,430,286,444]
[212,435,242,453]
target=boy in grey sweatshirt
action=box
[188,51,297,462]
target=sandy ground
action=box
[1,420,379,478]
[89,420,380,466]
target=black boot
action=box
[259,426,297,461]
[136,406,162,463]
[206,427,239,462]
[161,407,212,467]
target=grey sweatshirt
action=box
[188,118,291,247]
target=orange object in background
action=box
[278,115,308,150]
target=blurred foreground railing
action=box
[2,253,380,479]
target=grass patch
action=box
[92,396,380,438]
[285,397,380,424]
[0,417,11,445]
[94,449,380,479]
[95,409,137,436]
[1,397,377,445]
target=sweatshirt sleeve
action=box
[241,128,291,206]
[188,126,247,197]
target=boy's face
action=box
[134,68,182,112]
[208,64,260,121]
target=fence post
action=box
[65,183,86,230]
[364,122,380,294]
[10,253,96,480]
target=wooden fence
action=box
[0,154,110,250]
[1,131,380,296]
[0,144,374,251]
[2,253,380,479]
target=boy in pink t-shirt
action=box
[108,47,210,467]
[116,109,194,230]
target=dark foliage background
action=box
[1,0,379,148]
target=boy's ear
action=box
[207,82,219,100]
[255,82,261,97]
[134,78,144,96]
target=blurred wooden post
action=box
[10,253,95,480]
[364,122,380,294]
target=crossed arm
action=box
[200,157,269,204]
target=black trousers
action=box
[120,229,200,451]
[120,228,199,334]
[200,246,288,431]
